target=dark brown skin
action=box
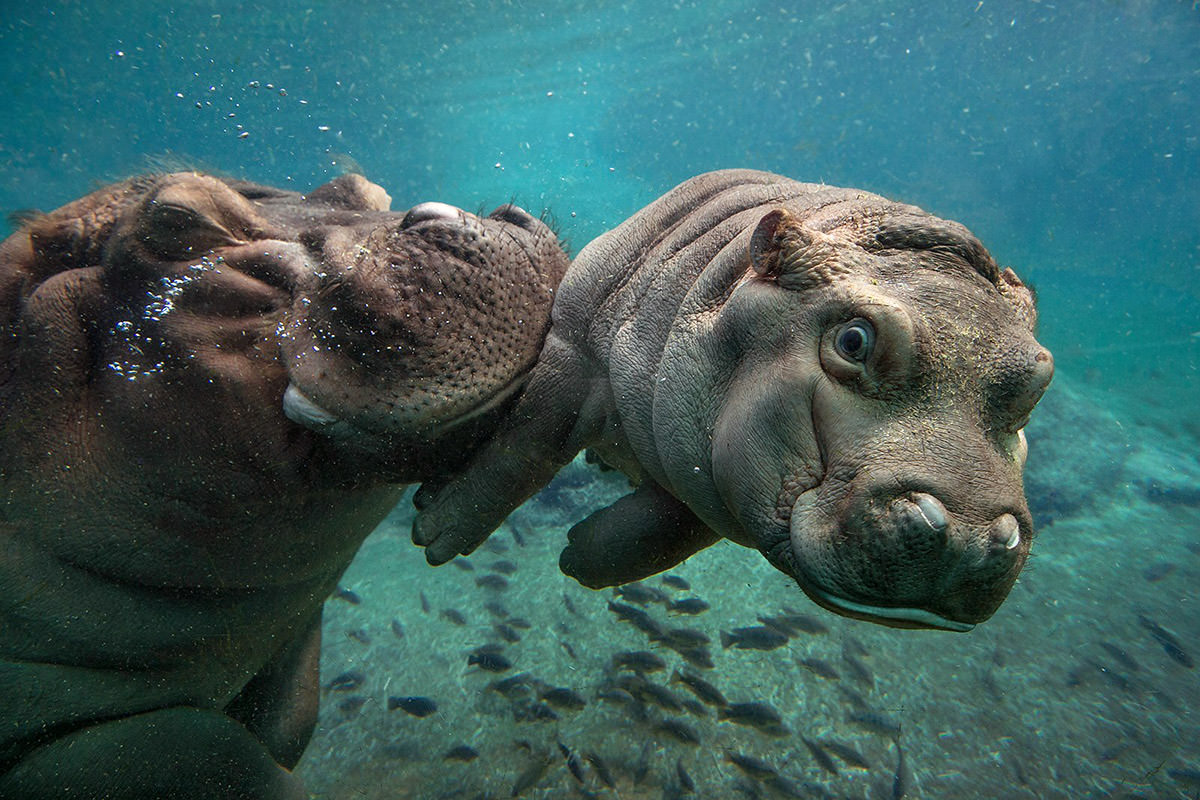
[413,169,1052,633]
[0,172,567,798]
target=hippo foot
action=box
[559,482,719,588]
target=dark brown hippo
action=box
[0,172,567,798]
[414,169,1053,633]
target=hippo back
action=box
[558,170,897,501]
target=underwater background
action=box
[1,1,1197,797]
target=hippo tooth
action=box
[283,383,340,427]
[1003,429,1029,466]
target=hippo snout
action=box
[788,480,1031,632]
[279,191,568,462]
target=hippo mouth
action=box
[778,527,979,633]
[282,366,531,440]
[801,583,975,632]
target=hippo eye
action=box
[834,319,874,362]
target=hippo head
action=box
[661,203,1051,631]
[62,170,567,482]
[278,198,569,474]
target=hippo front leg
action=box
[0,707,308,800]
[559,481,720,588]
[225,608,322,770]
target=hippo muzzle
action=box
[788,471,1034,632]
[280,199,568,462]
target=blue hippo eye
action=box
[835,319,874,362]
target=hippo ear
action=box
[999,267,1038,329]
[749,207,843,290]
[749,208,793,279]
[306,174,392,212]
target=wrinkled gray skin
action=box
[0,172,566,798]
[415,169,1052,634]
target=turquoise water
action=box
[2,2,1197,797]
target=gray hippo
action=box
[0,172,567,798]
[414,169,1053,633]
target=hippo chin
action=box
[413,169,1052,633]
[0,172,566,797]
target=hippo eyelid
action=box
[149,201,243,244]
[401,201,464,228]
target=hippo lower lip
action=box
[805,586,975,632]
[425,367,531,436]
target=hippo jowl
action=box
[414,169,1053,633]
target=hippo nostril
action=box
[897,491,950,554]
[912,492,948,532]
[989,514,1021,550]
[489,203,539,231]
[401,201,462,228]
[897,491,950,534]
